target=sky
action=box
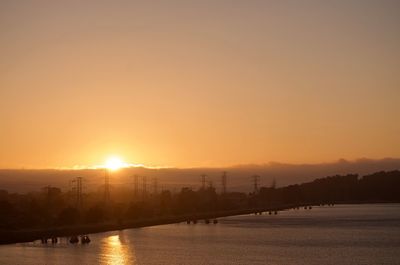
[0,0,399,169]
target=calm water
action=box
[1,204,399,265]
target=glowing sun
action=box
[105,156,124,171]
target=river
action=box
[0,204,399,265]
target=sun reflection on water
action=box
[101,233,136,265]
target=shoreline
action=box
[1,201,398,245]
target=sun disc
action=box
[105,157,124,170]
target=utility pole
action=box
[201,174,207,190]
[221,171,227,194]
[142,176,147,199]
[43,185,51,203]
[72,177,83,209]
[152,177,158,195]
[253,175,260,194]
[208,180,214,189]
[134,175,139,198]
[271,178,276,189]
[104,168,110,203]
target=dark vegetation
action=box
[0,170,399,230]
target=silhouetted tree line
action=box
[0,170,399,230]
[253,170,400,207]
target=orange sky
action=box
[1,1,399,169]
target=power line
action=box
[142,176,147,198]
[134,175,139,198]
[253,175,260,194]
[72,177,83,209]
[201,174,207,190]
[221,171,227,194]
[152,177,158,195]
[104,169,110,203]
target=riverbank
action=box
[0,203,316,245]
[3,201,399,245]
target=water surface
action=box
[1,204,399,265]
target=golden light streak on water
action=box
[101,233,136,265]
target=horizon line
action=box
[0,157,398,171]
